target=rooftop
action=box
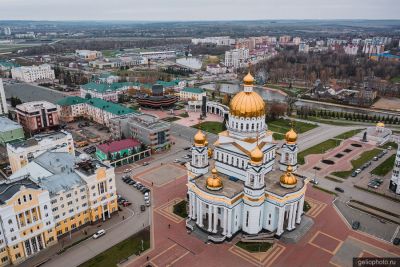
[16,101,57,112]
[9,131,70,150]
[81,81,139,93]
[97,138,141,154]
[0,117,23,133]
[0,178,40,204]
[86,98,136,115]
[57,96,88,106]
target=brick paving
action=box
[123,165,400,267]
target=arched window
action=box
[8,219,12,225]
[44,205,48,210]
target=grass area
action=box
[173,200,188,218]
[334,129,363,140]
[303,200,311,213]
[58,235,92,255]
[303,117,362,126]
[272,132,285,140]
[236,241,273,253]
[332,148,382,178]
[324,176,344,183]
[371,154,396,176]
[312,185,338,196]
[79,229,150,267]
[381,142,398,150]
[298,139,341,165]
[390,76,400,83]
[268,118,318,135]
[162,116,181,122]
[192,121,224,134]
[102,50,120,57]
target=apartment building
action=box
[11,64,55,83]
[224,48,249,69]
[7,131,74,173]
[16,101,60,134]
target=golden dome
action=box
[206,168,223,191]
[280,165,297,188]
[243,72,255,85]
[208,148,213,158]
[376,122,385,127]
[229,91,265,118]
[250,146,263,165]
[194,130,206,146]
[285,128,298,144]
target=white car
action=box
[174,159,180,163]
[123,168,131,173]
[93,229,106,239]
[144,195,150,201]
[183,155,190,159]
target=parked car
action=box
[142,162,149,166]
[334,187,344,193]
[145,200,151,207]
[351,172,358,177]
[355,169,362,174]
[183,155,190,159]
[368,183,378,189]
[123,168,132,173]
[183,147,191,150]
[388,146,392,150]
[174,159,180,163]
[393,237,400,246]
[93,229,106,239]
[140,205,146,212]
[373,156,379,161]
[352,221,360,230]
[310,179,318,185]
[122,201,132,207]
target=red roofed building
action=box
[96,138,145,165]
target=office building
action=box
[225,48,249,69]
[0,117,24,146]
[110,113,171,152]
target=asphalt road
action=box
[4,83,67,104]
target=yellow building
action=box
[0,178,57,266]
[4,151,118,265]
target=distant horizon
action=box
[1,19,400,22]
[1,0,399,21]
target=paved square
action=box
[309,231,343,254]
[137,164,187,186]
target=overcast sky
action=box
[1,0,399,21]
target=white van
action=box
[93,229,106,239]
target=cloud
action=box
[0,0,399,20]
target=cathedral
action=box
[186,71,307,241]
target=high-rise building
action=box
[224,48,249,69]
[389,145,400,194]
[0,79,8,115]
[3,27,11,36]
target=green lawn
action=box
[390,76,400,83]
[381,142,398,150]
[334,129,363,140]
[79,229,150,267]
[371,154,396,176]
[236,241,273,253]
[332,148,382,178]
[173,200,188,218]
[272,132,285,140]
[268,118,317,135]
[192,121,225,134]
[298,139,341,165]
[303,117,363,126]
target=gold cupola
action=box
[376,122,385,127]
[206,168,223,191]
[280,165,297,188]
[250,145,263,165]
[229,71,265,118]
[285,128,298,145]
[194,129,206,147]
[243,71,255,85]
